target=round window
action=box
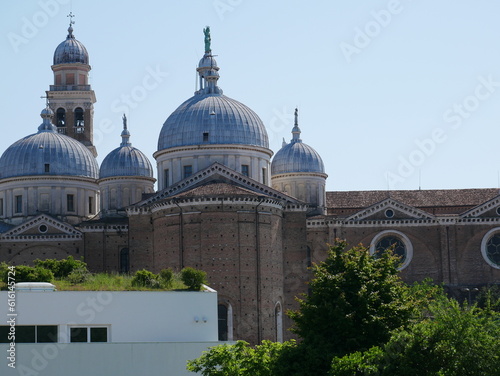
[485,233,500,267]
[385,209,395,218]
[374,236,406,263]
[39,224,48,233]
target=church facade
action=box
[0,22,499,345]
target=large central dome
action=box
[157,94,269,150]
[154,28,272,190]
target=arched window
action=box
[217,302,233,341]
[217,304,228,341]
[56,108,66,128]
[120,248,130,273]
[275,302,283,343]
[369,230,413,270]
[74,107,84,131]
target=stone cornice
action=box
[153,144,273,159]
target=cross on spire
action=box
[40,94,50,107]
[67,12,75,26]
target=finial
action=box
[282,137,287,148]
[120,114,131,147]
[203,26,211,53]
[67,12,75,37]
[291,107,302,143]
[38,95,56,132]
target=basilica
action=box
[1,22,499,345]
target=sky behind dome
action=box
[2,0,500,192]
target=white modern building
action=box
[0,286,221,375]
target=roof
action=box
[173,181,260,198]
[326,189,500,215]
[157,94,269,150]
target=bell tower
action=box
[46,13,97,157]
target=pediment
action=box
[1,214,82,240]
[134,162,302,207]
[461,195,500,218]
[346,198,435,222]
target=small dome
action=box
[271,142,325,175]
[100,116,154,179]
[53,25,89,65]
[158,94,269,150]
[100,147,153,179]
[0,109,98,179]
[271,109,325,175]
[199,55,218,70]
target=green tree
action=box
[187,340,295,376]
[330,298,500,376]
[282,241,415,375]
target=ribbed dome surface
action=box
[53,27,89,65]
[100,146,154,179]
[271,141,325,175]
[0,130,98,179]
[157,94,269,150]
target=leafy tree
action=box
[283,241,415,375]
[187,340,295,376]
[330,298,500,376]
[181,267,207,291]
[476,284,500,312]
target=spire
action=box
[291,108,302,143]
[120,114,131,146]
[196,27,222,95]
[67,12,75,39]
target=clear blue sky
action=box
[2,0,500,192]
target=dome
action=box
[157,94,269,150]
[100,147,153,179]
[100,116,154,179]
[0,109,98,179]
[158,28,269,152]
[271,109,325,175]
[53,25,89,65]
[271,142,325,175]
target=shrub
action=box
[66,265,91,285]
[181,267,206,291]
[131,269,161,288]
[2,265,54,283]
[159,268,174,288]
[34,256,88,278]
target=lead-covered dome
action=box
[271,109,325,175]
[100,116,154,179]
[0,108,98,179]
[53,25,89,65]
[158,94,269,150]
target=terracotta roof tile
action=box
[326,188,500,215]
[173,182,260,198]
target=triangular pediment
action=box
[346,198,435,221]
[461,195,500,218]
[134,162,303,207]
[1,214,82,241]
